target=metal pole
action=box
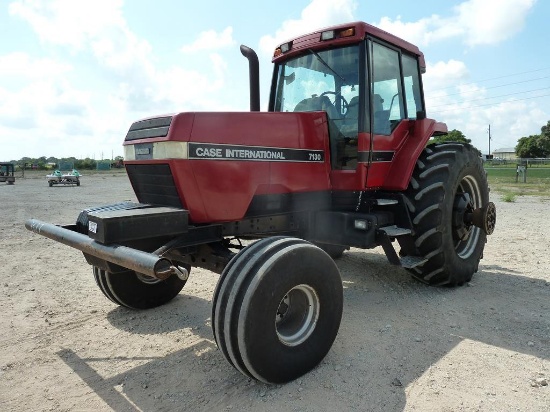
[488,124,491,156]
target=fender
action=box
[380,118,448,191]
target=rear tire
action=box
[212,236,343,383]
[93,266,187,309]
[403,143,489,286]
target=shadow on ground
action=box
[58,251,549,411]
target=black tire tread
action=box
[212,236,343,383]
[403,143,489,286]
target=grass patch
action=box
[485,167,550,197]
[500,191,517,202]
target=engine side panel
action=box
[124,112,333,223]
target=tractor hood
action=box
[122,111,333,223]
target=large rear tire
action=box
[93,266,187,309]
[403,143,489,286]
[212,236,343,383]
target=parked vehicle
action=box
[26,21,496,383]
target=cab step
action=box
[399,255,428,269]
[379,225,411,237]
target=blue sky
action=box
[0,0,548,161]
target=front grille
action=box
[126,164,183,208]
[125,116,172,141]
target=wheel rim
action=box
[275,284,320,346]
[452,174,482,259]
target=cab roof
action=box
[272,21,426,72]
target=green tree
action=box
[429,129,480,155]
[515,134,550,158]
[515,120,550,158]
[430,129,472,145]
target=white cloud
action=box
[453,0,537,46]
[9,0,126,49]
[374,0,537,47]
[456,101,546,151]
[0,52,72,79]
[259,0,357,56]
[375,15,449,48]
[423,59,469,94]
[424,77,548,151]
[1,0,239,160]
[181,27,236,53]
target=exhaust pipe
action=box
[25,219,175,279]
[240,45,260,111]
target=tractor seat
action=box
[373,94,391,135]
[294,95,339,121]
[340,96,359,137]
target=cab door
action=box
[364,39,425,189]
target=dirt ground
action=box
[0,172,548,412]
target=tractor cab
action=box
[270,22,441,191]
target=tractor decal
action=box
[188,142,325,163]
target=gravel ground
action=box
[0,172,548,412]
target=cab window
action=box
[371,42,404,135]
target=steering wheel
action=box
[320,91,349,115]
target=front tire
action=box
[77,204,188,309]
[93,266,187,309]
[403,143,489,286]
[212,237,343,383]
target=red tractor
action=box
[26,22,496,384]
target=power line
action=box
[429,92,550,115]
[429,75,550,99]
[429,85,550,109]
[429,66,550,92]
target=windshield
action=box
[272,45,360,169]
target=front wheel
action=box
[212,236,343,383]
[93,266,187,309]
[402,143,491,286]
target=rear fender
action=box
[380,118,447,191]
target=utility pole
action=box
[487,124,492,156]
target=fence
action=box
[483,158,550,167]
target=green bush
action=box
[501,192,517,202]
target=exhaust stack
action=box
[240,45,260,111]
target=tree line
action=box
[7,156,124,170]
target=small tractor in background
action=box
[0,163,15,184]
[26,21,496,384]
